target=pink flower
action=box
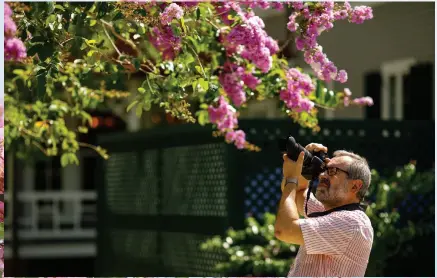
[343,88,352,107]
[4,3,12,17]
[233,130,246,149]
[337,70,348,83]
[160,3,184,25]
[280,69,315,112]
[225,14,277,72]
[225,130,246,149]
[4,16,17,37]
[350,6,373,24]
[149,26,181,60]
[5,37,27,61]
[352,97,374,106]
[287,13,299,32]
[241,73,260,90]
[271,2,284,10]
[208,96,238,131]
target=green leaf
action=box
[135,102,144,117]
[197,110,209,126]
[78,126,88,133]
[195,66,204,75]
[138,87,146,94]
[61,153,69,167]
[126,100,139,112]
[90,19,97,27]
[180,17,187,33]
[200,103,209,109]
[54,4,65,11]
[198,78,209,91]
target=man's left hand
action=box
[283,151,305,178]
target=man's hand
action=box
[283,151,305,178]
[305,143,328,154]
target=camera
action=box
[278,135,328,180]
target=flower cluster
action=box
[342,88,373,107]
[4,3,26,61]
[208,96,246,149]
[226,15,279,72]
[279,68,315,112]
[219,62,260,107]
[287,1,373,83]
[352,96,374,106]
[149,25,182,60]
[160,3,184,25]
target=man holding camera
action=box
[274,143,374,277]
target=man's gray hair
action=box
[333,150,371,200]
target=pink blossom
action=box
[149,26,181,60]
[208,96,239,131]
[4,3,12,17]
[280,69,315,112]
[5,37,27,61]
[352,97,374,106]
[287,13,299,32]
[350,6,373,24]
[271,2,284,10]
[225,14,278,72]
[241,73,260,90]
[225,130,246,149]
[343,88,352,106]
[4,16,16,38]
[160,3,184,25]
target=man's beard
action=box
[315,178,348,206]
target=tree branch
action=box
[101,20,122,57]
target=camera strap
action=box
[305,179,367,218]
[307,202,366,218]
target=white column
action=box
[380,58,416,120]
[62,155,82,226]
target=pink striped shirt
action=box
[288,190,374,277]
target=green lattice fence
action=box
[96,119,434,276]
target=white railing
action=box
[4,190,97,258]
[3,190,97,241]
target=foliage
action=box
[365,163,435,277]
[200,213,297,276]
[4,1,373,166]
[200,163,435,276]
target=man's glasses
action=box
[325,167,349,176]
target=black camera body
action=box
[279,136,328,180]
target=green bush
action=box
[200,163,435,276]
[200,212,297,276]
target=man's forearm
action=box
[276,179,300,224]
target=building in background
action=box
[4,2,435,276]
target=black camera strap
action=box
[305,179,367,218]
[307,202,366,218]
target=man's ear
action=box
[351,180,363,193]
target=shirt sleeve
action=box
[303,188,325,217]
[298,213,356,255]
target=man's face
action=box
[315,156,352,206]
